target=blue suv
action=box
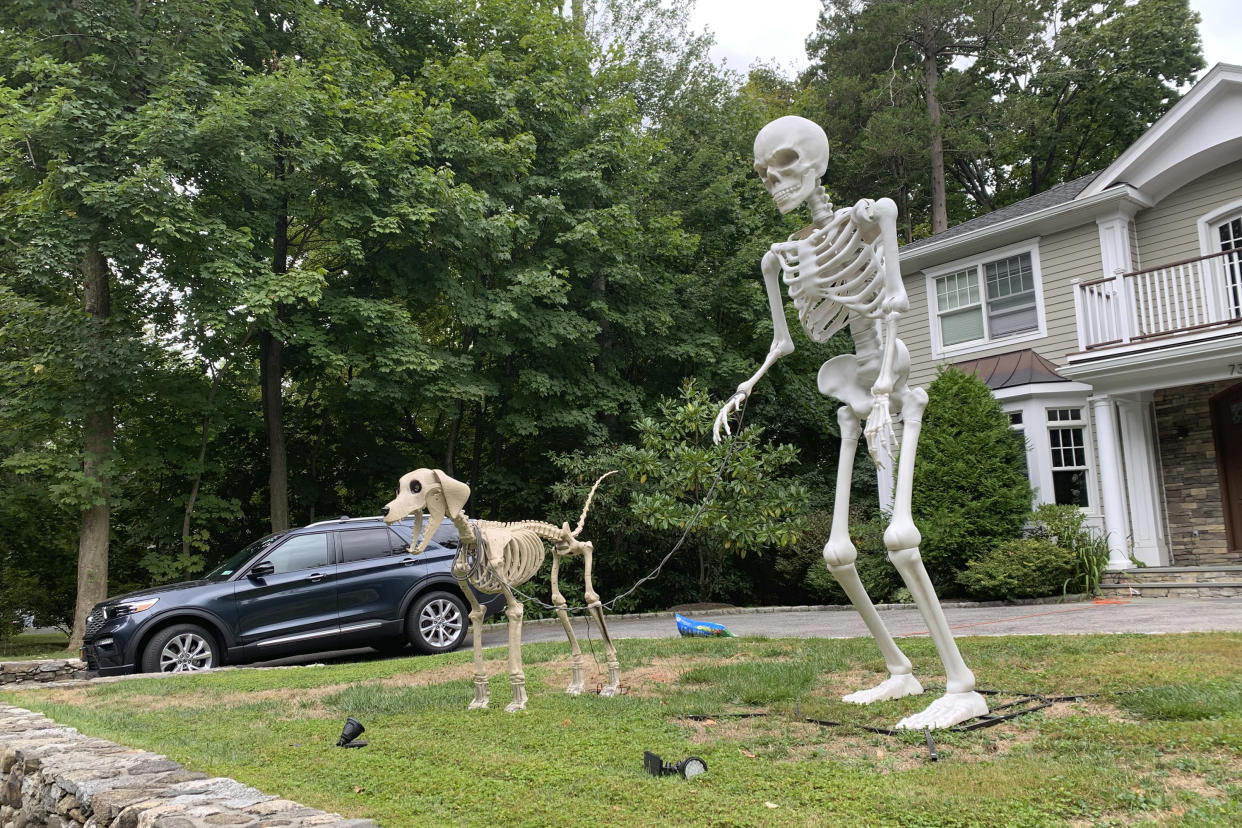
[81,516,502,675]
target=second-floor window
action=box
[927,244,1044,356]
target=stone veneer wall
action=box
[0,703,377,828]
[0,662,91,687]
[1153,379,1241,566]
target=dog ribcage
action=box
[464,520,568,594]
[775,207,888,344]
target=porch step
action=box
[1102,566,1242,598]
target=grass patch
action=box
[3,633,1240,827]
[0,631,72,660]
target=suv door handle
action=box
[306,572,325,583]
[400,557,417,566]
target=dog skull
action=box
[381,469,470,555]
[753,115,829,214]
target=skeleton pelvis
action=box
[818,355,874,417]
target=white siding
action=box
[904,222,1101,389]
[1134,158,1242,267]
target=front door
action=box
[1212,382,1242,553]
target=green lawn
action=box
[3,633,1240,827]
[0,631,71,660]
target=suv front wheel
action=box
[407,591,468,655]
[141,623,219,673]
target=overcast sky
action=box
[690,0,1240,78]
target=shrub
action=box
[1028,503,1111,595]
[956,537,1076,600]
[776,510,902,604]
[912,367,1034,592]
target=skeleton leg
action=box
[823,403,922,704]
[582,543,620,697]
[453,555,490,710]
[499,583,528,712]
[550,551,585,695]
[883,388,988,730]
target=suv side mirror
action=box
[248,561,275,578]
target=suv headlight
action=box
[104,597,159,619]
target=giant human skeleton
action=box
[713,116,988,729]
[382,469,619,712]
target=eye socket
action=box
[409,480,422,494]
[770,148,800,168]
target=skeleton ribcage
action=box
[775,208,888,343]
[467,522,547,594]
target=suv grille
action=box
[84,609,106,640]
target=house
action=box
[895,63,1242,595]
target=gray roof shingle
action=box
[900,171,1103,255]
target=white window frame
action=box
[1196,198,1242,256]
[1046,406,1091,508]
[994,382,1100,519]
[924,239,1048,359]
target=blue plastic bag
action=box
[675,613,736,638]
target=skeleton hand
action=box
[712,390,747,444]
[864,393,898,468]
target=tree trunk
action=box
[923,46,948,235]
[69,250,114,650]
[261,330,289,532]
[263,153,291,533]
[592,270,619,437]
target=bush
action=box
[912,367,1034,592]
[1028,503,1111,595]
[956,537,1077,600]
[775,510,902,604]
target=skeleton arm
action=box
[854,199,907,464]
[712,249,794,443]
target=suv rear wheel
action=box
[407,591,468,655]
[141,623,219,673]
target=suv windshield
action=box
[205,534,284,581]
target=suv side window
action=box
[339,528,402,563]
[263,533,329,574]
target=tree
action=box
[910,367,1033,591]
[985,0,1204,201]
[0,0,251,646]
[807,0,1038,234]
[557,382,808,603]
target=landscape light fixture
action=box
[337,717,368,748]
[644,751,707,779]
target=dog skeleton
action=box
[382,469,619,712]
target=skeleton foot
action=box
[566,660,585,696]
[505,679,528,713]
[894,691,988,731]
[599,660,621,697]
[468,677,490,710]
[842,673,924,704]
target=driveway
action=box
[250,597,1242,670]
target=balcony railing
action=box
[1075,249,1242,351]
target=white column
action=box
[1116,397,1169,566]
[1091,395,1133,570]
[1096,214,1137,343]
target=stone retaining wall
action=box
[0,662,91,687]
[0,704,377,828]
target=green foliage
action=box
[554,381,808,604]
[804,0,1204,232]
[776,510,902,605]
[956,537,1077,600]
[912,367,1033,592]
[1029,503,1111,596]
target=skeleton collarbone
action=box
[773,207,887,344]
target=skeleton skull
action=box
[753,116,829,214]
